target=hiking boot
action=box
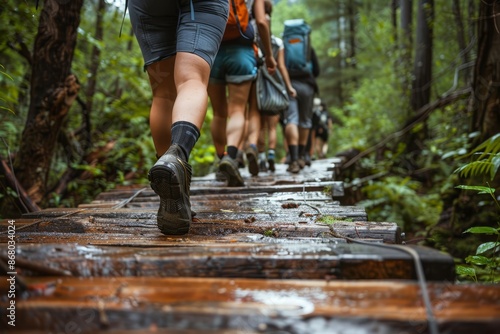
[148,144,192,235]
[245,146,259,176]
[259,159,268,172]
[286,160,301,173]
[215,169,227,182]
[219,155,245,187]
[304,153,312,166]
[212,158,227,182]
[284,153,291,164]
[268,158,276,172]
[236,150,245,169]
[298,157,306,169]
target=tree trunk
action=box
[347,0,356,71]
[399,0,412,95]
[471,0,500,142]
[400,0,412,45]
[84,0,107,152]
[14,0,84,205]
[452,0,472,85]
[402,0,433,171]
[411,0,434,110]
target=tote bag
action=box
[256,65,290,115]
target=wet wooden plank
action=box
[86,191,342,209]
[1,215,399,243]
[91,181,344,202]
[70,192,364,217]
[20,199,368,221]
[3,242,454,281]
[1,277,498,333]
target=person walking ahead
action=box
[208,0,276,186]
[128,0,229,235]
[282,19,320,173]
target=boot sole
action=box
[246,150,259,176]
[219,161,245,187]
[149,162,191,235]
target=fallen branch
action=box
[0,155,40,213]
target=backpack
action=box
[283,19,312,75]
[223,0,252,41]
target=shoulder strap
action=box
[119,0,128,37]
[232,0,251,40]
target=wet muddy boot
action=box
[219,155,245,187]
[286,160,301,174]
[245,145,259,176]
[236,149,245,169]
[148,144,192,235]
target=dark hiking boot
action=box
[246,145,259,176]
[268,158,276,172]
[212,158,227,182]
[298,156,306,169]
[215,169,227,182]
[286,160,301,174]
[148,144,192,235]
[219,155,245,187]
[236,149,245,169]
[305,153,312,166]
[259,159,268,172]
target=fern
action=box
[455,134,500,180]
[454,136,500,282]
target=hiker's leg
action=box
[208,83,228,158]
[226,80,252,157]
[147,58,176,156]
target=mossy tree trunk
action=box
[14,0,84,206]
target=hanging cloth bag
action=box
[256,62,290,115]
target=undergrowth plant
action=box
[454,134,500,283]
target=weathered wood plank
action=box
[1,215,399,243]
[2,242,454,281]
[91,181,344,202]
[1,277,498,333]
[20,201,368,221]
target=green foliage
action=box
[453,135,500,283]
[454,186,500,283]
[0,64,15,114]
[359,176,442,233]
[455,133,500,180]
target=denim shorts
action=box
[128,0,229,69]
[283,79,315,128]
[209,43,257,84]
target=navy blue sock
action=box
[171,121,200,161]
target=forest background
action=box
[1,0,499,282]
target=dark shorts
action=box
[283,79,315,128]
[315,126,329,142]
[128,0,229,69]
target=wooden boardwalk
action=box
[1,158,499,333]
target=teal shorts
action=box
[209,43,257,84]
